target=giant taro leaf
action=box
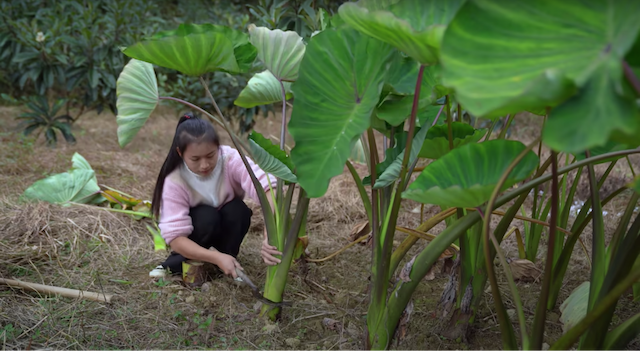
[440,0,640,153]
[338,0,465,64]
[248,26,306,82]
[403,139,539,208]
[115,58,159,148]
[544,60,639,153]
[288,27,393,198]
[248,132,297,183]
[122,23,256,76]
[234,70,292,108]
[419,122,486,159]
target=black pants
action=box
[161,197,253,274]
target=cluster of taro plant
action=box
[114,0,640,349]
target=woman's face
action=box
[178,141,219,177]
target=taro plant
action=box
[285,0,640,349]
[113,22,313,320]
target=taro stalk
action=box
[434,0,640,349]
[113,23,311,320]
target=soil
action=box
[0,104,639,350]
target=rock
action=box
[263,322,277,334]
[507,309,517,320]
[253,301,262,312]
[185,295,195,304]
[200,282,211,292]
[285,338,301,348]
[547,312,559,323]
[543,343,550,350]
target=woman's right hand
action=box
[214,252,242,278]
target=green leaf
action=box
[603,313,640,350]
[115,59,159,148]
[543,60,639,153]
[363,130,408,186]
[288,27,394,198]
[375,64,448,126]
[122,23,254,76]
[374,124,428,189]
[418,122,486,159]
[71,152,92,171]
[384,52,420,95]
[403,139,539,208]
[631,177,640,195]
[338,0,465,64]
[440,0,640,119]
[248,26,306,82]
[234,71,292,108]
[559,281,590,334]
[146,224,167,252]
[248,132,297,183]
[22,169,99,205]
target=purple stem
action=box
[623,61,640,96]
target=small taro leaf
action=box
[363,130,408,186]
[385,52,420,95]
[418,122,486,159]
[572,140,630,165]
[22,169,98,205]
[403,139,539,208]
[248,132,297,183]
[234,70,292,108]
[122,23,241,76]
[115,59,159,148]
[417,104,445,128]
[338,0,465,64]
[440,0,640,119]
[349,137,367,165]
[374,124,429,189]
[288,27,394,198]
[376,65,447,126]
[559,281,590,334]
[543,60,639,154]
[248,26,306,82]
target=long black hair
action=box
[151,112,220,218]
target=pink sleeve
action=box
[158,178,193,245]
[227,147,278,203]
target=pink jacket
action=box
[158,145,277,245]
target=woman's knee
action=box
[221,198,253,225]
[189,205,221,242]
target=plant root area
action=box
[1,106,639,350]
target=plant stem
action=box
[585,150,606,312]
[531,151,559,349]
[483,137,539,349]
[346,160,373,223]
[497,114,514,139]
[623,61,640,96]
[279,80,287,150]
[445,95,453,150]
[626,156,637,177]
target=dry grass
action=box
[0,105,639,350]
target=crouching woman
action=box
[148,113,282,279]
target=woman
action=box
[148,113,282,279]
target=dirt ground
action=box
[0,103,639,350]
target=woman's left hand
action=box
[261,229,282,266]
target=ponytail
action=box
[151,112,220,218]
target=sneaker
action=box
[149,265,167,278]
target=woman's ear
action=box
[176,147,182,158]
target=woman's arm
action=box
[170,237,242,278]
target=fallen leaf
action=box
[509,258,542,282]
[349,221,370,242]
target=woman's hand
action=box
[261,233,282,266]
[214,252,242,278]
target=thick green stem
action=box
[261,190,310,320]
[366,127,380,350]
[531,151,559,349]
[368,64,425,349]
